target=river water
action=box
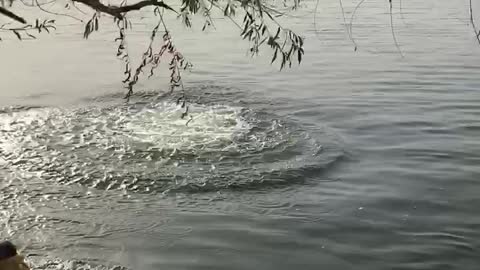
[1,0,480,269]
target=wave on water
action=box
[26,258,129,270]
[0,89,344,194]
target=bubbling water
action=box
[27,258,129,270]
[124,102,250,155]
[0,96,339,194]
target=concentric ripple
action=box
[26,258,129,270]
[0,92,343,194]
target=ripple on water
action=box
[26,258,129,270]
[0,92,342,194]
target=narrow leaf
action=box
[95,17,99,31]
[12,30,21,40]
[271,49,278,64]
[255,0,263,17]
[274,27,280,39]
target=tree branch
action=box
[0,6,26,23]
[469,0,480,45]
[72,0,177,18]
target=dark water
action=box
[1,0,480,269]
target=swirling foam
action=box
[0,97,340,194]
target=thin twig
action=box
[157,7,168,32]
[313,0,321,40]
[399,0,407,25]
[35,0,84,22]
[157,11,189,116]
[339,0,357,50]
[73,0,177,19]
[70,1,88,15]
[208,1,242,30]
[348,0,366,51]
[200,0,216,30]
[389,0,403,57]
[19,0,55,7]
[262,4,312,19]
[469,0,480,45]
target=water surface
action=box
[1,0,480,269]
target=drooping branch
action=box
[0,19,56,40]
[35,0,84,22]
[469,0,480,45]
[388,0,403,57]
[72,0,177,18]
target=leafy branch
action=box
[110,7,192,109]
[183,0,304,69]
[240,5,304,69]
[0,0,306,121]
[0,18,56,40]
[72,0,177,19]
[83,12,99,38]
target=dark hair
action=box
[0,241,17,260]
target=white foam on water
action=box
[0,100,335,194]
[27,258,129,270]
[123,102,250,152]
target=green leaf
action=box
[267,36,273,46]
[244,29,253,40]
[84,21,91,39]
[274,27,280,40]
[241,21,249,36]
[247,12,253,21]
[94,17,99,31]
[271,49,278,64]
[255,0,263,17]
[280,53,286,70]
[224,4,231,16]
[12,30,21,40]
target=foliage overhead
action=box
[1,0,479,110]
[0,0,305,110]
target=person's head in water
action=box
[0,241,29,270]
